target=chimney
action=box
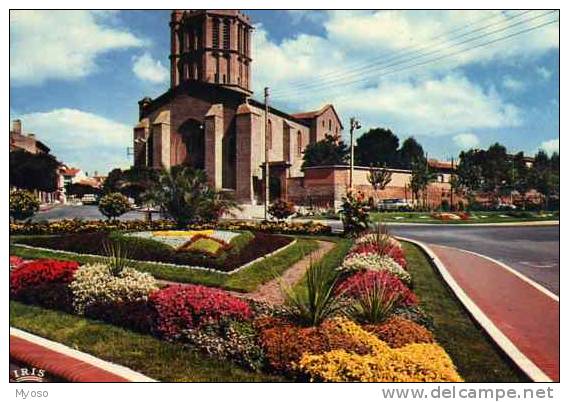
[12,119,22,134]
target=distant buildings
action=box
[10,119,50,155]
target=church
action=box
[133,9,344,204]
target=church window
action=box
[212,19,220,48]
[322,120,325,128]
[223,19,230,49]
[297,131,302,156]
[329,119,332,130]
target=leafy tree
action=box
[302,134,349,168]
[480,143,510,203]
[10,190,40,221]
[398,137,425,170]
[143,166,238,228]
[509,152,531,209]
[530,150,559,210]
[355,128,399,167]
[98,192,131,220]
[410,157,435,209]
[102,166,159,204]
[10,150,60,192]
[455,149,484,207]
[367,163,393,197]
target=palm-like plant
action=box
[143,166,238,228]
[281,256,345,327]
[347,280,400,324]
[102,240,130,276]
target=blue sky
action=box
[10,10,559,174]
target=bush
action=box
[255,317,373,374]
[268,199,296,221]
[340,191,370,237]
[150,284,252,340]
[182,319,266,371]
[339,254,411,284]
[297,317,462,382]
[98,192,131,220]
[10,190,40,221]
[337,270,417,307]
[10,259,79,311]
[84,300,156,334]
[69,263,158,314]
[364,316,435,348]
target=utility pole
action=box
[450,156,454,210]
[349,117,361,191]
[264,87,270,220]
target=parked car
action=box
[378,198,413,211]
[496,202,517,211]
[81,194,98,205]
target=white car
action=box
[81,194,98,205]
[378,198,413,211]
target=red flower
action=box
[150,284,252,339]
[348,243,407,269]
[9,256,24,269]
[10,259,79,297]
[336,270,417,306]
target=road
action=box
[33,206,559,295]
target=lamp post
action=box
[264,87,270,220]
[349,117,361,191]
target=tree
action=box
[410,157,435,209]
[530,150,559,210]
[102,166,159,205]
[10,190,40,221]
[354,128,399,167]
[98,193,131,220]
[455,149,484,207]
[302,134,349,168]
[510,152,531,209]
[10,150,60,192]
[367,163,393,198]
[398,137,424,170]
[143,166,238,228]
[480,143,510,204]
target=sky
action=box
[10,10,559,175]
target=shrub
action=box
[69,263,158,314]
[182,319,266,371]
[297,318,462,382]
[364,316,435,348]
[84,300,156,334]
[337,270,417,307]
[10,259,79,297]
[10,259,79,311]
[150,284,252,340]
[281,258,344,327]
[268,199,296,221]
[98,192,131,220]
[255,317,373,374]
[10,190,40,221]
[346,280,400,324]
[339,254,411,284]
[340,191,370,237]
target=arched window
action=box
[297,131,302,156]
[267,120,273,150]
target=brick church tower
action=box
[169,10,253,94]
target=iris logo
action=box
[11,367,46,383]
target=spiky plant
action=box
[101,240,130,276]
[347,280,400,324]
[281,256,345,327]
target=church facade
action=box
[133,9,343,204]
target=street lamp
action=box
[349,117,361,191]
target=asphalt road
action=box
[32,206,560,295]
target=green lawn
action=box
[10,238,319,293]
[10,301,283,382]
[402,242,529,382]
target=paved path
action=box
[10,328,155,383]
[243,240,335,304]
[427,244,559,382]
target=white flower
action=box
[338,254,410,284]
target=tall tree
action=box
[367,163,393,197]
[354,127,399,167]
[102,166,159,204]
[530,150,559,210]
[510,152,531,209]
[10,150,60,193]
[302,134,349,168]
[455,149,484,205]
[410,157,435,209]
[398,137,424,170]
[480,143,510,203]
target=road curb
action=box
[10,327,156,382]
[397,236,553,383]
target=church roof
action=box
[291,104,344,129]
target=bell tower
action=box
[170,10,253,94]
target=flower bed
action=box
[15,230,292,273]
[10,227,463,382]
[10,219,331,236]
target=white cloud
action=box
[10,10,143,85]
[132,52,169,83]
[539,138,559,155]
[15,108,132,173]
[536,66,553,80]
[502,76,525,92]
[453,133,480,149]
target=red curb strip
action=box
[397,237,555,382]
[10,328,156,382]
